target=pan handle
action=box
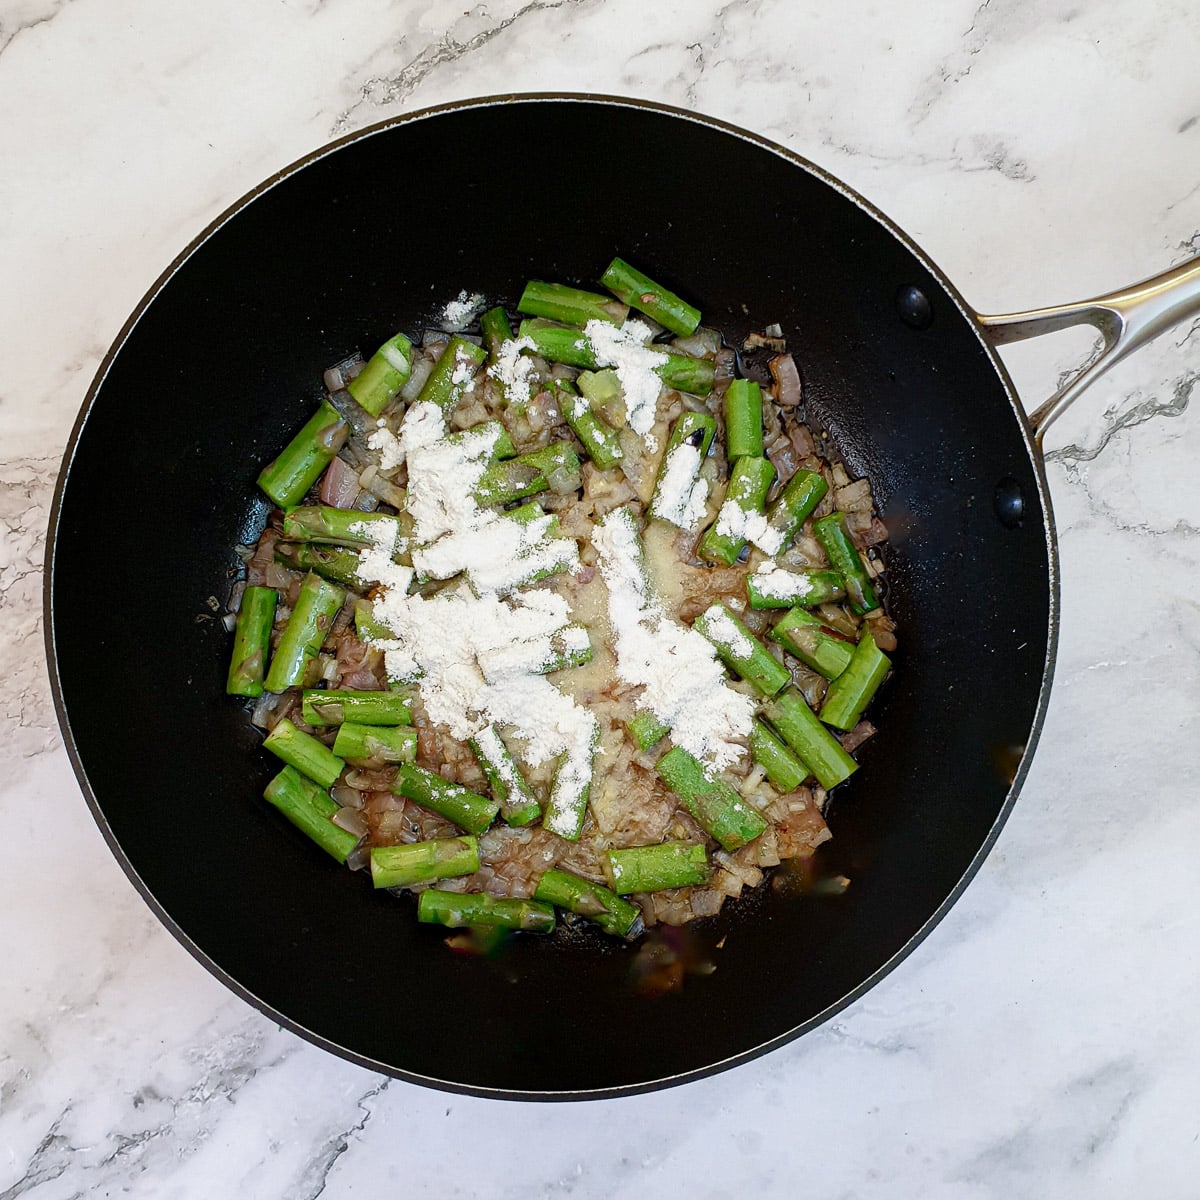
[975,254,1200,443]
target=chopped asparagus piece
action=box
[393,763,499,835]
[769,606,855,679]
[417,890,556,932]
[534,869,643,938]
[301,689,412,727]
[814,511,880,615]
[416,335,488,411]
[697,455,776,565]
[226,585,276,698]
[762,689,858,790]
[263,573,345,692]
[347,331,413,416]
[693,603,790,697]
[263,765,359,863]
[819,631,891,730]
[724,379,764,458]
[606,842,710,894]
[747,567,845,610]
[657,746,768,852]
[518,280,629,327]
[332,722,418,764]
[469,725,541,826]
[257,400,348,508]
[370,837,479,888]
[263,717,345,788]
[600,257,701,337]
[749,721,809,791]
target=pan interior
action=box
[49,98,1051,1096]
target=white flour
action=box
[440,290,485,331]
[752,560,816,601]
[583,319,666,435]
[650,441,708,529]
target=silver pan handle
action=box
[975,254,1200,443]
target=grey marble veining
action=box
[3,0,1199,1195]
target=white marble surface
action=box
[2,0,1198,1194]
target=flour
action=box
[583,319,666,435]
[592,507,754,770]
[350,517,412,594]
[488,335,538,409]
[441,290,485,331]
[714,497,775,551]
[699,603,753,658]
[752,560,816,601]
[650,441,708,529]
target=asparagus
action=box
[814,512,880,614]
[370,837,479,889]
[757,468,828,555]
[576,368,623,420]
[274,542,364,588]
[301,688,412,727]
[724,379,764,458]
[416,335,488,411]
[353,600,395,644]
[332,721,418,764]
[494,504,576,589]
[693,604,791,697]
[656,746,768,852]
[469,725,541,826]
[649,412,717,528]
[226,585,277,698]
[627,710,669,751]
[443,420,516,460]
[518,280,629,327]
[281,507,399,549]
[480,306,514,358]
[599,257,702,337]
[762,689,858,790]
[263,717,345,788]
[551,379,624,470]
[747,567,846,610]
[257,399,349,508]
[392,763,500,835]
[769,606,855,679]
[749,720,809,792]
[541,739,598,843]
[417,889,556,932]
[517,319,715,396]
[263,572,345,692]
[534,869,643,938]
[347,331,413,416]
[606,841,710,894]
[263,765,359,863]
[697,456,776,565]
[474,441,581,507]
[820,631,891,731]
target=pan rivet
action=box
[994,477,1025,528]
[896,285,932,329]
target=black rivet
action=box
[994,477,1025,528]
[896,285,932,330]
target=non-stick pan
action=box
[44,95,1200,1099]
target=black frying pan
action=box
[44,95,1200,1099]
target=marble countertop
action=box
[3,1,1198,1195]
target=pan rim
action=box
[42,91,1060,1101]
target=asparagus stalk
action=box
[606,841,710,894]
[747,567,846,610]
[480,306,513,357]
[469,725,541,826]
[749,721,809,792]
[263,572,345,692]
[257,399,349,508]
[819,631,891,730]
[517,319,715,396]
[599,257,701,337]
[444,420,517,460]
[656,746,768,852]
[762,689,858,790]
[697,455,776,565]
[353,599,394,644]
[347,331,413,416]
[226,585,277,698]
[649,412,717,528]
[769,606,855,679]
[756,468,828,555]
[474,441,581,507]
[724,379,764,458]
[627,710,669,751]
[518,280,629,327]
[541,738,598,843]
[693,604,791,697]
[301,688,412,727]
[263,717,345,788]
[576,368,623,423]
[416,335,488,411]
[814,512,880,614]
[492,504,576,590]
[370,837,479,889]
[417,889,556,932]
[332,721,418,764]
[551,379,624,469]
[534,869,643,938]
[263,765,359,863]
[281,507,400,549]
[393,763,500,835]
[274,543,364,588]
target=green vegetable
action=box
[627,711,669,751]
[606,841,710,894]
[392,763,499,835]
[819,632,891,730]
[693,604,791,697]
[332,722,418,764]
[656,746,768,852]
[263,718,345,788]
[370,838,479,888]
[599,257,701,337]
[301,689,413,727]
[551,379,624,469]
[814,511,880,614]
[518,279,629,327]
[697,456,776,565]
[769,607,855,679]
[760,468,828,554]
[263,765,359,863]
[281,506,399,549]
[534,869,643,938]
[226,585,277,698]
[649,412,718,528]
[257,400,348,508]
[263,573,345,693]
[347,331,413,416]
[274,543,364,588]
[747,568,845,610]
[724,379,763,458]
[749,721,809,791]
[762,689,858,790]
[416,335,488,411]
[541,740,598,843]
[469,725,541,826]
[474,441,582,507]
[417,890,556,932]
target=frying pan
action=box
[44,95,1200,1099]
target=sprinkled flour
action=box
[440,290,485,331]
[583,319,667,435]
[488,336,538,409]
[715,496,776,552]
[650,441,709,528]
[699,604,753,658]
[592,507,754,769]
[752,560,816,601]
